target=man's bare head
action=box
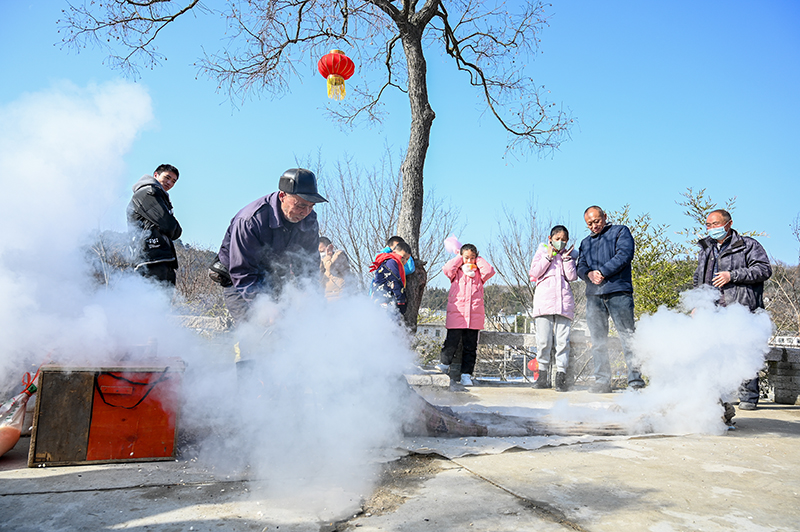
[584,206,607,235]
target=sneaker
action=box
[532,370,551,389]
[555,372,568,392]
[627,381,645,391]
[435,364,450,374]
[738,401,757,411]
[459,374,473,386]
[589,381,612,394]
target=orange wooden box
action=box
[28,359,184,467]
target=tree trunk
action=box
[398,30,435,331]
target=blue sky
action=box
[2,1,799,276]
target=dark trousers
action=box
[586,292,643,386]
[739,376,760,405]
[441,329,480,376]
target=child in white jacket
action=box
[528,225,577,391]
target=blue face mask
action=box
[708,226,728,240]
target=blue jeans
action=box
[586,292,643,387]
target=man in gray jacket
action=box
[694,209,772,410]
[127,164,182,285]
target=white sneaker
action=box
[459,374,473,386]
[436,364,450,374]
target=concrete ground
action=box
[1,385,799,532]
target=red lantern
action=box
[317,49,355,100]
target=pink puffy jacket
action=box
[443,255,496,330]
[528,244,578,319]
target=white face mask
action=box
[320,252,327,260]
[708,226,728,240]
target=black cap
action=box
[278,168,327,203]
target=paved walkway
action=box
[1,386,799,531]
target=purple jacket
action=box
[529,244,578,319]
[218,191,320,301]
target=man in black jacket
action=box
[694,209,772,410]
[127,164,182,285]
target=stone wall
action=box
[766,346,800,405]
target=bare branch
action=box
[60,0,206,76]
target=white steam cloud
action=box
[0,81,414,519]
[619,286,773,434]
[0,81,159,376]
[213,287,414,512]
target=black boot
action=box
[532,370,550,389]
[555,372,568,392]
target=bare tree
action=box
[316,147,460,290]
[485,197,551,319]
[174,242,228,317]
[765,261,800,335]
[61,0,573,328]
[86,230,133,285]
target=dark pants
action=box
[586,291,643,387]
[137,263,176,285]
[441,329,480,376]
[739,376,760,405]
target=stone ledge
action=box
[405,373,450,387]
[766,347,800,363]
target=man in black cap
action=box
[213,168,327,328]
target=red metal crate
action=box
[28,359,184,467]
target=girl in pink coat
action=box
[528,225,577,392]
[439,243,496,386]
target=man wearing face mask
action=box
[694,209,772,410]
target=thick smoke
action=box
[0,82,414,519]
[214,286,414,512]
[617,285,773,434]
[532,287,773,437]
[0,81,160,376]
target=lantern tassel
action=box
[327,74,346,100]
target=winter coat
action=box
[127,175,182,270]
[529,244,578,319]
[370,255,407,313]
[577,224,634,296]
[218,191,320,301]
[443,255,496,330]
[693,229,772,311]
[321,250,353,299]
